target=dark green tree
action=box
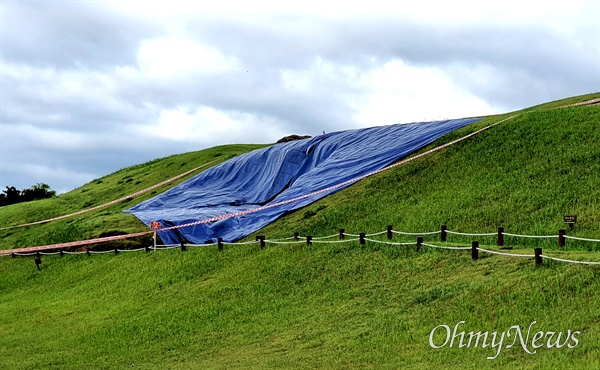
[21,183,56,202]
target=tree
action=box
[2,186,21,206]
[21,183,56,202]
[0,183,57,207]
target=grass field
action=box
[1,93,600,369]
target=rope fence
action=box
[7,224,600,272]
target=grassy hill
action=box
[1,93,600,369]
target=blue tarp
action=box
[125,118,480,243]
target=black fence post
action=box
[441,225,447,242]
[471,241,479,260]
[180,242,187,252]
[535,248,543,266]
[259,236,266,249]
[294,232,299,241]
[87,248,91,256]
[114,248,119,255]
[35,252,42,271]
[497,227,504,247]
[387,225,393,240]
[60,250,64,257]
[359,232,366,245]
[218,237,223,252]
[558,230,566,249]
[417,237,423,252]
[306,236,313,246]
[339,228,345,240]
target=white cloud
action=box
[141,106,288,145]
[2,0,598,193]
[136,38,241,78]
[352,60,499,125]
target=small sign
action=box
[150,221,161,230]
[564,215,577,224]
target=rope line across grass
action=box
[0,160,219,231]
[392,230,440,236]
[540,255,600,265]
[422,243,471,251]
[446,230,497,237]
[564,235,600,243]
[502,232,559,239]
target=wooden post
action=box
[497,227,504,247]
[535,248,543,266]
[359,232,366,245]
[387,225,393,240]
[306,236,313,246]
[34,252,42,271]
[60,250,64,257]
[87,248,91,256]
[558,229,566,248]
[114,248,119,255]
[294,232,299,241]
[339,228,345,240]
[471,241,479,260]
[417,237,423,252]
[441,225,447,242]
[180,242,187,252]
[259,236,266,249]
[218,237,223,252]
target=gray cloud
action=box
[2,2,158,68]
[1,2,598,193]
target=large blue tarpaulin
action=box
[125,118,480,243]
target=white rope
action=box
[311,238,360,244]
[344,233,361,237]
[477,247,534,258]
[14,252,38,256]
[222,240,260,246]
[365,230,388,237]
[62,251,86,255]
[502,232,558,239]
[266,235,300,241]
[88,250,114,254]
[564,235,600,243]
[264,239,307,245]
[446,230,497,237]
[392,230,440,236]
[365,238,415,246]
[540,255,600,265]
[422,243,471,250]
[39,251,62,255]
[116,247,147,253]
[311,233,340,240]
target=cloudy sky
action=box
[1,1,599,193]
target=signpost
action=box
[150,222,161,251]
[564,215,577,230]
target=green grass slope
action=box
[1,93,600,369]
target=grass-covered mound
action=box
[1,93,600,369]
